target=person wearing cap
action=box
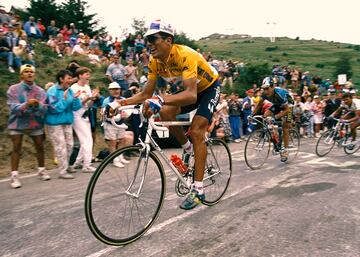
[324,88,341,129]
[70,67,98,173]
[13,39,35,69]
[252,76,294,162]
[101,82,133,167]
[0,27,15,73]
[45,69,82,179]
[6,64,50,188]
[36,18,45,35]
[111,19,221,210]
[330,93,360,145]
[242,89,254,135]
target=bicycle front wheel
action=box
[202,138,232,206]
[85,145,166,246]
[344,143,360,155]
[244,129,271,170]
[315,130,336,157]
[286,129,300,163]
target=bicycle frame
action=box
[112,105,193,197]
[249,115,281,149]
[331,118,352,146]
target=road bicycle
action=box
[315,118,360,157]
[244,115,300,170]
[84,105,232,245]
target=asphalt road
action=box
[0,138,359,257]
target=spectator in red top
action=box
[37,18,46,34]
[60,25,71,41]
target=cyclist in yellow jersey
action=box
[112,20,220,210]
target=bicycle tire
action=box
[244,129,271,170]
[286,129,300,163]
[344,143,360,155]
[315,129,336,157]
[202,138,232,206]
[85,145,166,246]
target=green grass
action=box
[197,37,360,87]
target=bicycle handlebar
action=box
[110,104,184,132]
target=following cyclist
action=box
[109,20,220,210]
[330,92,360,145]
[252,76,294,162]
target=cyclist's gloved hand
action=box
[145,95,164,115]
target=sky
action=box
[2,0,360,44]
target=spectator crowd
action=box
[1,8,358,189]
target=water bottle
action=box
[170,154,188,174]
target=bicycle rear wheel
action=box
[244,129,271,170]
[315,129,336,157]
[85,145,166,246]
[286,129,300,163]
[202,138,232,206]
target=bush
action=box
[265,46,278,51]
[315,63,325,68]
[295,37,300,40]
[288,61,296,65]
[353,45,360,51]
[282,52,288,56]
[272,58,280,62]
[333,55,352,79]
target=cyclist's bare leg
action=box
[350,121,359,140]
[159,105,187,145]
[189,115,208,182]
[282,121,290,148]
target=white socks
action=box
[194,181,204,195]
[182,141,192,153]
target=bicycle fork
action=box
[125,141,151,198]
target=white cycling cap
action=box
[144,19,175,37]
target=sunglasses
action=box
[145,35,165,44]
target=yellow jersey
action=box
[148,44,219,93]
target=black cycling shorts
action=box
[180,80,220,123]
[269,105,293,123]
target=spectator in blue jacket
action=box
[23,16,42,39]
[45,69,81,179]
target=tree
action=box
[333,55,353,79]
[59,0,105,36]
[238,62,270,87]
[18,0,59,25]
[131,17,147,36]
[174,32,199,50]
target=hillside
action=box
[0,37,359,178]
[197,36,360,87]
